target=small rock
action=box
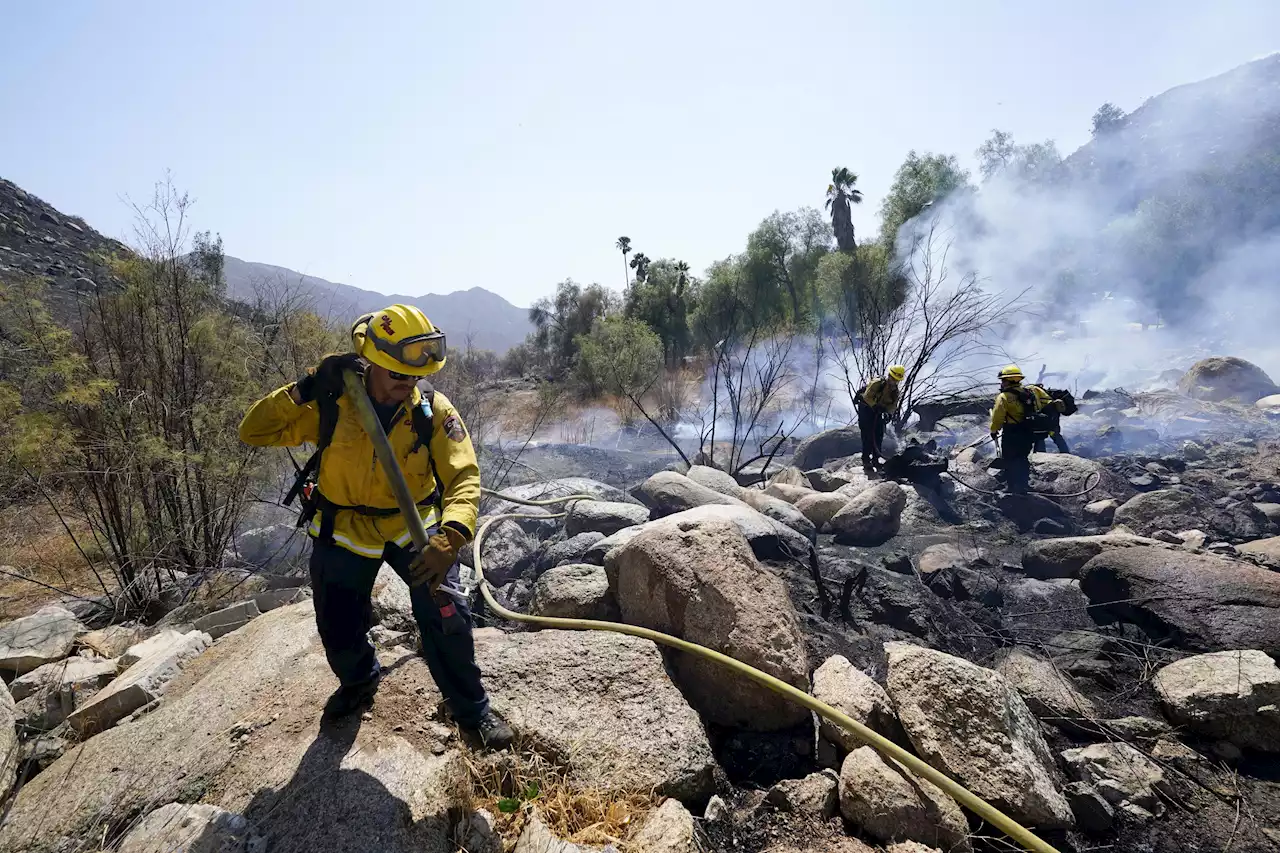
[116,803,265,853]
[1061,742,1167,817]
[192,600,262,639]
[0,605,85,677]
[529,564,618,621]
[539,532,606,570]
[838,746,972,853]
[806,469,852,492]
[1104,716,1172,740]
[1175,529,1207,550]
[830,482,907,545]
[764,771,839,818]
[371,565,416,633]
[565,500,651,537]
[453,808,500,853]
[703,795,728,822]
[1129,474,1156,489]
[512,811,598,853]
[881,552,914,575]
[1152,530,1182,545]
[1063,781,1115,832]
[368,625,410,648]
[793,492,850,530]
[811,655,904,751]
[995,648,1097,723]
[1182,441,1207,461]
[631,798,696,853]
[686,465,746,497]
[78,624,145,658]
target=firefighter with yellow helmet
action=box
[239,304,513,746]
[858,365,906,472]
[989,365,1052,494]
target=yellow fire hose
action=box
[342,370,1063,853]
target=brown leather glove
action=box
[407,525,468,590]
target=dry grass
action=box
[0,501,114,620]
[462,746,661,851]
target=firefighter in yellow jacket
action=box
[858,365,905,472]
[989,365,1051,494]
[239,304,513,746]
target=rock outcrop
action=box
[607,521,810,730]
[117,803,266,853]
[1079,546,1280,655]
[1020,532,1161,580]
[884,643,1074,829]
[1178,356,1278,403]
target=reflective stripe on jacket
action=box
[239,383,480,557]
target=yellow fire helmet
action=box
[351,304,447,376]
[998,364,1024,382]
[887,364,906,382]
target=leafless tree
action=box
[830,219,1024,425]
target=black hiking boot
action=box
[323,673,380,720]
[469,710,514,750]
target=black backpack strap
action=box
[410,381,445,521]
[285,392,342,542]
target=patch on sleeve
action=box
[443,413,467,442]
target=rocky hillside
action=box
[0,178,128,301]
[221,255,533,354]
[2,358,1279,853]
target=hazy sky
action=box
[2,1,1277,308]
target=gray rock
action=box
[793,492,849,530]
[193,600,262,639]
[464,519,541,584]
[67,630,211,736]
[634,471,743,517]
[811,655,905,752]
[1020,532,1161,580]
[77,624,146,658]
[371,565,416,633]
[1001,578,1094,640]
[1083,499,1118,525]
[829,482,907,545]
[1178,356,1278,403]
[9,656,118,731]
[232,523,310,574]
[630,798,696,853]
[1238,534,1280,565]
[0,605,85,677]
[474,628,717,799]
[766,466,809,488]
[252,587,310,612]
[916,543,981,578]
[512,811,598,853]
[530,564,618,621]
[1064,781,1115,832]
[1104,716,1173,740]
[805,468,853,492]
[764,771,839,819]
[686,465,745,497]
[564,500,650,537]
[885,642,1074,829]
[607,520,809,731]
[740,489,818,541]
[794,426,885,471]
[0,602,474,853]
[1080,546,1280,655]
[453,809,500,853]
[762,482,814,504]
[1182,440,1207,461]
[0,682,15,803]
[837,746,972,853]
[1152,650,1280,751]
[487,478,640,516]
[1061,743,1166,818]
[583,527,644,565]
[995,648,1097,722]
[539,532,606,570]
[610,504,813,563]
[117,803,266,853]
[997,493,1070,533]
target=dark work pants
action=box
[1002,427,1035,493]
[857,402,887,467]
[309,538,489,725]
[1034,432,1070,453]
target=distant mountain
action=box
[220,256,531,354]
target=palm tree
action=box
[629,252,651,283]
[825,167,863,253]
[616,236,632,288]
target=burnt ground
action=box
[504,431,1280,853]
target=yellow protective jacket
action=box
[238,383,480,559]
[862,378,901,412]
[990,384,1052,433]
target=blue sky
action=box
[2,1,1277,307]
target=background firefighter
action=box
[989,365,1052,494]
[857,365,905,472]
[238,303,514,748]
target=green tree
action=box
[623,259,694,367]
[743,208,832,327]
[976,129,1062,184]
[615,236,632,288]
[527,279,612,373]
[629,251,652,283]
[825,167,863,253]
[1091,102,1127,136]
[878,151,972,249]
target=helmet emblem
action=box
[379,314,394,336]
